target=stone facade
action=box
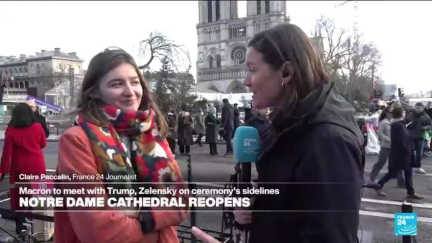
[0,48,83,99]
[196,0,289,94]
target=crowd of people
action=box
[367,101,432,199]
[164,99,272,158]
[0,21,429,243]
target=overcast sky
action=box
[1,1,431,94]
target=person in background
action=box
[205,107,220,155]
[247,108,272,157]
[166,107,177,155]
[425,101,432,117]
[357,118,367,148]
[424,130,431,157]
[243,102,253,125]
[193,23,364,243]
[424,102,432,156]
[220,98,234,156]
[369,106,405,188]
[178,104,194,155]
[405,102,432,174]
[369,99,379,113]
[0,103,46,239]
[55,48,188,243]
[194,108,205,146]
[233,103,240,135]
[248,108,270,134]
[375,106,424,199]
[26,100,50,138]
[357,118,368,171]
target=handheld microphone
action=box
[233,126,260,237]
[233,126,261,192]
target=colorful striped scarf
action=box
[76,105,183,198]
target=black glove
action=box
[0,173,6,182]
[138,209,155,233]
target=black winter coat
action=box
[221,104,234,131]
[389,120,412,172]
[233,107,240,128]
[35,112,49,138]
[205,114,219,144]
[249,81,364,243]
[406,111,432,140]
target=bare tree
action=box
[149,61,197,113]
[138,31,191,73]
[339,36,382,102]
[316,16,349,80]
[168,65,197,112]
[316,16,382,103]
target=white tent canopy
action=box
[190,85,253,108]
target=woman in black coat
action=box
[205,107,220,155]
[193,23,365,243]
[376,106,424,199]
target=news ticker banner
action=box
[15,175,281,212]
[15,174,368,212]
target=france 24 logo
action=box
[395,213,417,236]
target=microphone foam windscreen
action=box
[233,126,261,163]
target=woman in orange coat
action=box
[54,48,189,243]
[0,103,47,236]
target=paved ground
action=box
[0,141,431,242]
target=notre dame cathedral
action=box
[196,1,290,94]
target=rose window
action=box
[231,46,246,65]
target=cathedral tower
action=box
[196,1,289,93]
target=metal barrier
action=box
[47,123,71,136]
[0,122,72,136]
[0,208,231,243]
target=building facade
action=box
[0,48,84,100]
[196,0,289,94]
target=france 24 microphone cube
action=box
[233,126,261,163]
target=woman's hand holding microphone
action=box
[234,180,257,225]
[233,209,253,225]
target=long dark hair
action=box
[248,23,329,133]
[9,103,35,128]
[75,48,167,138]
[379,106,392,122]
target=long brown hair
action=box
[379,106,392,122]
[75,48,168,138]
[248,23,329,133]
